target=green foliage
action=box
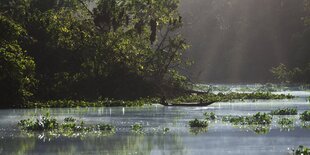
[25,98,155,108]
[270,108,298,115]
[204,112,216,120]
[222,112,272,135]
[18,113,58,131]
[292,145,310,155]
[0,0,190,107]
[188,119,208,128]
[300,111,310,121]
[163,127,170,134]
[18,114,115,137]
[131,123,144,134]
[0,15,36,107]
[278,118,294,127]
[223,112,272,125]
[171,92,294,104]
[64,117,76,123]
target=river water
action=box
[0,85,309,155]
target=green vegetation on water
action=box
[188,119,208,128]
[204,112,216,120]
[24,98,157,108]
[292,145,310,155]
[18,113,115,137]
[171,92,294,104]
[12,91,295,108]
[131,123,144,134]
[278,118,294,126]
[300,111,310,121]
[270,108,298,115]
[222,112,272,125]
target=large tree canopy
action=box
[0,0,190,106]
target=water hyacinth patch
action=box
[131,123,144,134]
[251,125,271,135]
[25,98,155,108]
[171,92,294,104]
[300,111,310,121]
[291,145,310,155]
[271,108,298,115]
[223,112,272,125]
[204,112,216,120]
[18,114,115,138]
[64,117,76,123]
[18,113,59,131]
[278,118,294,125]
[189,119,208,128]
[222,113,272,135]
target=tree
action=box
[0,15,36,107]
[0,0,190,104]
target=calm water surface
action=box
[0,89,309,155]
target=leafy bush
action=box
[300,111,310,121]
[271,108,298,115]
[189,119,208,128]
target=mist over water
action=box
[179,0,308,83]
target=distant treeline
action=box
[0,0,190,107]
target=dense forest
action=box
[180,0,310,83]
[0,0,190,107]
[1,0,310,108]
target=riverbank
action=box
[7,92,295,109]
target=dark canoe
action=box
[159,101,216,107]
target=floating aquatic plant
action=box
[223,112,272,125]
[64,117,76,123]
[204,112,216,120]
[271,108,298,115]
[300,111,310,121]
[171,92,294,104]
[18,114,115,139]
[278,118,294,126]
[222,114,272,135]
[189,127,209,135]
[291,145,310,155]
[131,123,144,134]
[18,113,59,131]
[189,119,208,128]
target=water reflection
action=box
[0,134,187,155]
